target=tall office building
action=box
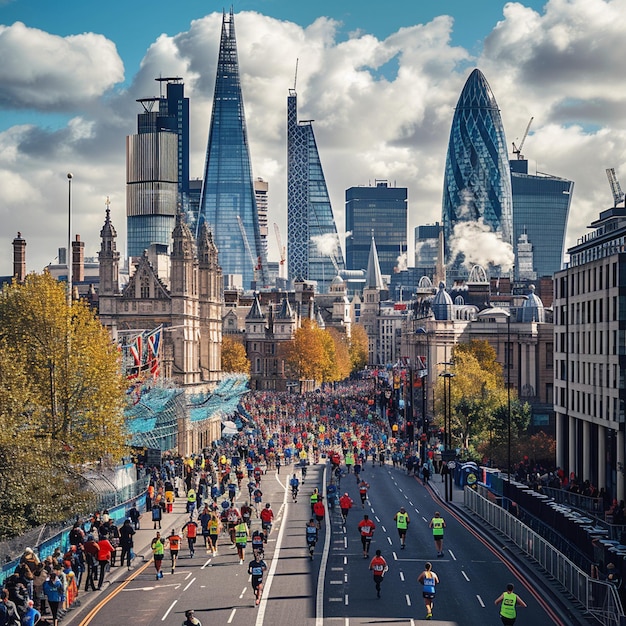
[345,181,407,276]
[287,87,344,293]
[441,68,513,280]
[510,159,573,279]
[254,178,269,266]
[127,77,189,257]
[414,223,441,277]
[198,9,267,290]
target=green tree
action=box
[0,272,128,536]
[221,336,250,373]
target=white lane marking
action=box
[344,573,348,582]
[399,572,405,581]
[331,567,343,571]
[387,537,392,545]
[328,598,342,602]
[162,600,177,621]
[184,572,192,580]
[201,558,212,569]
[477,595,485,607]
[314,465,331,626]
[410,620,416,626]
[421,516,428,523]
[408,501,414,507]
[345,594,349,605]
[449,550,456,560]
[399,488,403,493]
[375,516,381,523]
[344,537,348,549]
[345,619,349,626]
[393,551,398,560]
[405,594,411,606]
[461,570,470,582]
[239,587,247,598]
[183,577,196,592]
[381,525,387,532]
[343,556,348,565]
[227,608,236,623]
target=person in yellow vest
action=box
[166,529,181,574]
[393,507,410,549]
[186,488,197,516]
[151,532,165,580]
[495,583,527,625]
[429,511,446,557]
[234,517,250,565]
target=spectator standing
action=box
[119,519,136,570]
[96,535,115,590]
[42,573,64,626]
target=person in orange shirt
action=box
[357,514,376,558]
[96,535,115,590]
[182,518,198,558]
[369,549,388,598]
[339,493,353,525]
[166,529,181,574]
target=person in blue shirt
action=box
[290,474,300,502]
[21,599,41,626]
[42,572,64,626]
[247,556,267,606]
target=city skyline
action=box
[0,0,624,276]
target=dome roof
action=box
[520,284,545,322]
[432,281,453,320]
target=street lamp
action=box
[67,173,73,306]
[507,311,512,484]
[439,366,455,502]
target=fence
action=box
[465,487,624,626]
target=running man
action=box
[429,511,446,557]
[339,493,353,525]
[358,514,376,558]
[313,497,326,529]
[181,517,198,557]
[358,480,370,508]
[305,518,318,558]
[369,549,388,598]
[290,474,300,502]
[248,554,268,606]
[393,507,410,549]
[151,532,164,580]
[417,561,439,620]
[207,512,221,556]
[260,503,274,536]
[495,583,527,625]
[166,529,181,574]
[234,517,250,564]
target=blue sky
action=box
[0,0,624,275]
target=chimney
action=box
[12,232,26,282]
[72,234,85,283]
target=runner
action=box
[240,501,253,528]
[357,514,376,558]
[151,531,165,580]
[234,517,250,564]
[494,583,527,625]
[313,497,326,529]
[260,503,274,536]
[248,553,268,606]
[393,507,410,549]
[417,561,439,620]
[358,479,370,508]
[290,474,300,502]
[207,512,221,557]
[166,529,181,574]
[369,549,388,598]
[251,529,265,559]
[429,511,446,557]
[305,518,318,559]
[310,488,320,516]
[181,517,198,558]
[339,492,353,525]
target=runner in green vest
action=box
[234,518,250,565]
[393,507,410,549]
[429,511,446,557]
[495,583,527,625]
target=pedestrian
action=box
[96,534,115,589]
[167,529,181,574]
[247,554,268,606]
[495,583,527,625]
[429,511,446,557]
[151,531,165,580]
[119,519,136,570]
[393,506,410,549]
[42,573,64,626]
[82,535,99,592]
[182,608,202,625]
[182,517,198,557]
[234,517,250,565]
[207,513,221,557]
[369,549,388,598]
[417,561,439,620]
[152,502,163,530]
[358,514,376,558]
[339,493,353,525]
[129,502,141,530]
[21,598,41,626]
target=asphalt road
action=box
[62,461,569,626]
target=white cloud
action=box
[0,1,625,278]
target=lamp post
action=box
[507,311,512,484]
[67,173,73,306]
[439,366,455,502]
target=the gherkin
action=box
[441,69,513,278]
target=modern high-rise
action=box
[254,177,269,267]
[345,181,407,276]
[510,159,573,279]
[441,68,513,280]
[127,77,189,257]
[198,9,267,290]
[287,87,344,293]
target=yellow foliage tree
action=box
[221,336,250,373]
[349,324,369,373]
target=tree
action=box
[325,328,351,382]
[221,336,250,373]
[349,324,369,373]
[0,272,128,535]
[280,319,327,383]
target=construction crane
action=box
[606,168,625,208]
[273,223,286,279]
[236,215,258,283]
[512,116,534,160]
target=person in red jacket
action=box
[357,514,376,558]
[339,493,353,525]
[313,498,325,529]
[259,504,274,536]
[369,550,388,598]
[96,535,115,589]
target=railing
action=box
[465,487,624,626]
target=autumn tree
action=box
[221,336,250,373]
[349,324,369,373]
[0,272,128,535]
[325,328,351,382]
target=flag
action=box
[147,326,162,379]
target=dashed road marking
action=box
[162,600,177,621]
[183,577,196,592]
[227,608,236,623]
[239,587,246,598]
[477,595,485,607]
[399,572,405,581]
[461,570,469,581]
[405,594,412,606]
[330,580,343,585]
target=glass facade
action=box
[510,159,573,278]
[442,68,513,278]
[287,90,344,293]
[345,182,407,276]
[198,10,267,290]
[127,78,189,258]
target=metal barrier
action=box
[465,487,624,626]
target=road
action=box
[64,461,568,625]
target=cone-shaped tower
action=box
[198,9,267,290]
[441,69,512,281]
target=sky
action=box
[0,0,625,276]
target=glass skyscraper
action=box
[198,9,267,290]
[127,78,188,257]
[287,88,344,293]
[441,68,513,279]
[345,181,407,276]
[510,159,573,278]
